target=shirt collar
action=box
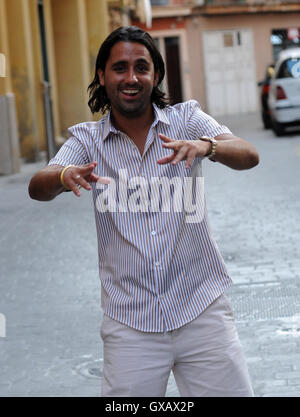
[102,104,170,141]
[152,103,171,126]
[102,111,118,141]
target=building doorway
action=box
[153,34,184,104]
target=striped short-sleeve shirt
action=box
[49,100,233,332]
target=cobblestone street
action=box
[0,112,300,397]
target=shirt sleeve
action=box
[48,127,90,167]
[186,100,232,140]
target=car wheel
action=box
[271,119,285,136]
[262,112,271,129]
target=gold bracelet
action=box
[60,165,75,190]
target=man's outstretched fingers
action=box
[97,176,111,185]
[79,162,97,176]
[61,162,110,196]
[158,134,178,165]
[185,150,197,168]
[68,180,81,197]
[157,154,175,165]
[74,174,92,191]
[158,133,173,143]
[172,146,188,165]
[89,172,101,183]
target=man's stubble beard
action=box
[107,86,154,119]
[114,100,151,119]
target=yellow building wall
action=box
[0,0,21,173]
[43,0,62,144]
[86,0,109,74]
[0,0,11,94]
[50,0,111,135]
[86,0,110,121]
[1,0,110,163]
[5,0,46,161]
[51,0,92,136]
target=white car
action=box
[268,48,300,136]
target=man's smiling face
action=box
[98,41,159,118]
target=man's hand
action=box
[28,161,110,201]
[157,133,259,171]
[157,134,210,169]
[61,162,109,197]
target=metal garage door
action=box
[202,29,258,116]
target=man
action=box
[29,26,259,397]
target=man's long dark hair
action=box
[87,26,168,114]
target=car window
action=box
[277,58,300,79]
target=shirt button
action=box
[151,230,156,236]
[155,261,160,267]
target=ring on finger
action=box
[74,174,82,189]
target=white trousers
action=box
[100,294,254,397]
